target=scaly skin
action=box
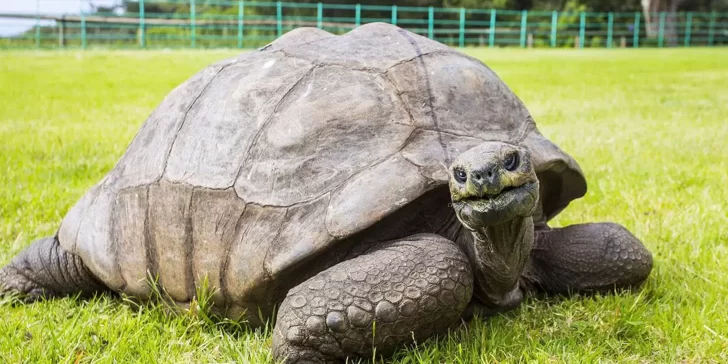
[0,236,105,300]
[272,234,473,363]
[523,222,653,294]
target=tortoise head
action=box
[448,141,539,230]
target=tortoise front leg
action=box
[521,222,653,295]
[272,233,473,364]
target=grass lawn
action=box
[1,47,727,363]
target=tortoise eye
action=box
[504,152,519,171]
[453,168,467,183]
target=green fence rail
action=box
[1,0,727,49]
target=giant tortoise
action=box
[0,23,652,363]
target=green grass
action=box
[1,47,727,363]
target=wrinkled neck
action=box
[457,216,534,309]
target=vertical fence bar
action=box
[35,0,41,48]
[139,0,145,48]
[190,0,196,48]
[276,2,283,38]
[708,12,716,46]
[81,11,87,49]
[459,8,465,48]
[520,10,527,48]
[59,18,65,48]
[550,11,557,48]
[317,3,323,29]
[633,12,640,48]
[658,12,665,47]
[355,4,361,27]
[578,11,585,48]
[428,7,434,39]
[684,12,692,47]
[607,12,613,48]
[488,9,496,48]
[391,5,397,26]
[238,1,244,48]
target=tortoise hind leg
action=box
[272,233,473,364]
[521,222,653,295]
[0,235,106,300]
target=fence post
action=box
[428,7,434,39]
[607,12,613,48]
[488,9,496,48]
[520,10,527,48]
[81,11,87,49]
[59,18,65,47]
[550,11,557,48]
[276,2,283,38]
[35,0,40,48]
[317,3,323,29]
[658,12,665,47]
[139,0,145,48]
[459,8,465,48]
[578,11,585,49]
[683,12,692,47]
[355,4,361,27]
[190,0,196,48]
[391,5,397,26]
[708,12,716,46]
[238,1,244,48]
[633,12,640,48]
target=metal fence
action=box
[1,0,727,49]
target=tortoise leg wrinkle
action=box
[272,234,473,364]
[522,223,653,295]
[0,236,106,300]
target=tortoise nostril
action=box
[487,170,493,178]
[472,172,482,181]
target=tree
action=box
[641,0,686,45]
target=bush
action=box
[590,36,603,48]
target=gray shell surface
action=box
[56,23,585,322]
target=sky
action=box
[0,0,119,36]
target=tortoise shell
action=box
[56,23,585,324]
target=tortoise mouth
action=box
[452,181,538,229]
[457,185,521,202]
